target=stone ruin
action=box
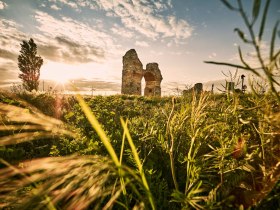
[182,83,203,95]
[121,49,163,97]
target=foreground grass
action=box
[0,91,279,209]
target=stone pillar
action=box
[121,49,143,95]
[143,63,162,97]
[226,81,235,93]
[194,83,203,93]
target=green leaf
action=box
[272,49,280,61]
[252,0,261,23]
[234,28,251,43]
[204,61,261,76]
[220,0,236,10]
[238,46,251,69]
[235,28,245,39]
[270,20,279,61]
[258,0,271,41]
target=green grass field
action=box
[0,91,279,209]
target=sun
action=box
[39,61,116,93]
[40,62,77,84]
[51,74,69,84]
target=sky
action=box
[0,0,279,95]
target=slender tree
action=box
[18,38,43,91]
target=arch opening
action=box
[141,76,145,96]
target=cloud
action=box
[170,51,183,56]
[0,19,26,48]
[0,1,7,10]
[150,50,163,56]
[111,24,134,38]
[208,52,217,59]
[0,19,27,86]
[69,80,121,91]
[34,11,118,63]
[135,41,149,47]
[39,79,121,93]
[50,4,61,10]
[102,0,192,41]
[55,0,193,42]
[37,44,60,61]
[0,58,18,82]
[37,38,105,64]
[56,36,104,63]
[0,59,16,71]
[0,49,18,61]
[57,0,78,10]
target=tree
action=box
[18,38,43,91]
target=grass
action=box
[0,91,279,209]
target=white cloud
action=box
[0,19,26,53]
[0,1,7,10]
[35,11,111,47]
[57,0,78,9]
[0,19,26,85]
[111,24,134,38]
[135,40,149,47]
[150,50,163,56]
[50,4,61,10]
[167,41,173,47]
[171,51,183,56]
[34,11,121,62]
[55,0,193,42]
[101,0,192,41]
[208,52,217,59]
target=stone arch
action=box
[121,49,163,97]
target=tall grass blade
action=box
[0,155,142,209]
[220,0,237,11]
[0,132,62,146]
[0,159,57,210]
[0,102,75,146]
[120,118,155,210]
[120,119,127,164]
[270,20,279,61]
[258,0,271,40]
[238,46,251,69]
[119,119,128,196]
[204,61,261,76]
[252,0,261,24]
